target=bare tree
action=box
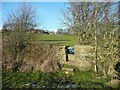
[62,2,119,77]
[5,3,37,31]
[2,3,38,65]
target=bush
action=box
[2,31,33,72]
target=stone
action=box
[74,45,95,70]
[65,71,69,74]
[68,54,74,61]
[62,68,75,72]
[106,79,120,88]
[52,45,66,63]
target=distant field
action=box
[33,34,78,46]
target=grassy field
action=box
[33,34,78,46]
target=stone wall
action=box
[52,45,66,64]
[2,43,95,72]
[54,45,95,71]
[68,54,74,62]
[74,45,95,70]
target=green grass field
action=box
[33,34,78,46]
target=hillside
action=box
[33,34,78,46]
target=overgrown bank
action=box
[3,68,113,89]
[2,42,61,72]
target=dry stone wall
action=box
[52,45,66,64]
[74,45,95,70]
[2,42,95,72]
[68,54,74,62]
[54,45,95,71]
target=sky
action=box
[1,2,68,32]
[1,0,119,31]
